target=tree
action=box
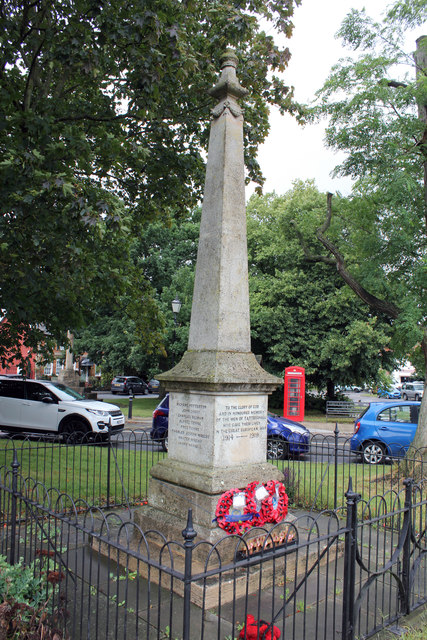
[309,0,427,442]
[246,182,396,398]
[75,210,200,377]
[0,0,301,365]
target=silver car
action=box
[401,381,424,401]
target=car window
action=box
[48,382,85,400]
[26,382,57,402]
[0,379,25,399]
[377,406,417,424]
[410,405,420,424]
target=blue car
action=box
[150,395,310,459]
[377,388,401,399]
[350,401,421,464]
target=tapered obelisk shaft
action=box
[161,51,279,388]
[188,51,250,353]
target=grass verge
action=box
[108,397,159,418]
[272,457,413,515]
[0,437,166,507]
[0,435,415,519]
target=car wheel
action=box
[402,393,408,400]
[362,441,386,465]
[267,437,289,461]
[60,418,89,443]
[161,435,168,452]
[111,391,117,395]
[415,394,420,401]
[144,387,149,395]
[128,387,134,395]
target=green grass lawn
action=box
[0,438,166,507]
[0,434,411,518]
[271,457,409,515]
[108,397,160,418]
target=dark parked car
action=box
[150,394,170,451]
[147,379,160,393]
[110,376,149,395]
[350,401,421,464]
[150,395,310,458]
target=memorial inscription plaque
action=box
[169,392,267,466]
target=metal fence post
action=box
[128,395,133,419]
[9,450,20,566]
[182,509,197,640]
[334,423,339,510]
[401,478,413,615]
[342,477,361,640]
[106,428,111,509]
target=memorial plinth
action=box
[135,51,282,545]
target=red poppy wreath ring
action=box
[214,488,256,535]
[261,480,289,524]
[245,481,267,527]
[215,481,289,534]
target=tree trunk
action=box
[409,328,427,452]
[326,378,335,401]
[402,38,427,467]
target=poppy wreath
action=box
[260,480,289,524]
[215,488,255,535]
[244,481,267,527]
[239,614,281,639]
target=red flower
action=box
[239,614,281,639]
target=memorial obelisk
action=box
[139,51,282,542]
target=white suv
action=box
[0,377,125,439]
[401,381,424,402]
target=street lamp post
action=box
[171,298,182,367]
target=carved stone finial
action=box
[209,48,248,104]
[220,49,238,70]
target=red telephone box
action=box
[283,366,305,421]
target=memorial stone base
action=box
[135,389,283,551]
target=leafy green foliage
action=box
[310,1,426,371]
[0,0,301,365]
[0,555,66,638]
[84,183,397,387]
[246,183,396,394]
[75,209,200,376]
[309,0,426,438]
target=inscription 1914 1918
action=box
[217,404,265,441]
[171,395,267,455]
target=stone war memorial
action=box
[136,50,283,546]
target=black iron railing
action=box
[0,428,424,514]
[0,453,426,639]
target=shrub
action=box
[305,392,326,412]
[0,555,67,639]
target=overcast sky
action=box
[247,0,425,199]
